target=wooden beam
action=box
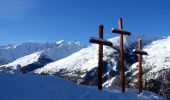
[132,49,148,55]
[89,38,113,47]
[112,28,131,35]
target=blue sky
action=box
[0,0,170,45]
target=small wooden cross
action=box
[133,39,148,94]
[89,24,113,90]
[112,17,131,93]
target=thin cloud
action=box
[0,0,37,19]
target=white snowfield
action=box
[129,36,170,79]
[0,68,167,100]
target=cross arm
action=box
[112,28,131,35]
[132,49,148,55]
[89,37,113,47]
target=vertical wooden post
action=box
[89,25,113,90]
[98,25,103,90]
[133,38,148,94]
[118,18,125,93]
[112,17,131,93]
[138,39,142,94]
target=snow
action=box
[103,77,117,88]
[35,45,99,74]
[0,51,42,70]
[35,42,119,75]
[0,40,84,65]
[35,36,122,74]
[0,42,46,65]
[0,68,167,100]
[129,36,170,79]
[125,34,161,46]
[0,35,168,100]
[56,40,64,45]
[0,35,168,98]
[0,35,160,74]
[41,41,83,61]
[0,40,84,70]
[35,35,159,76]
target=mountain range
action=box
[0,35,169,99]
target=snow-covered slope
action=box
[129,36,170,80]
[0,40,84,73]
[103,36,170,84]
[35,37,119,84]
[2,52,42,68]
[35,35,160,85]
[126,36,170,85]
[0,35,167,98]
[0,40,83,65]
[35,41,116,75]
[103,36,170,98]
[37,37,157,73]
[0,68,167,100]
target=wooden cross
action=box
[112,17,131,93]
[89,24,113,90]
[133,39,148,94]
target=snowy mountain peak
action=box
[56,40,64,44]
[68,41,81,46]
[0,40,84,66]
[35,35,160,78]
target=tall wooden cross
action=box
[133,39,148,94]
[112,17,131,93]
[89,24,113,90]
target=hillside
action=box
[0,40,84,72]
[0,40,83,65]
[35,35,161,85]
[0,35,169,98]
[127,36,170,97]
